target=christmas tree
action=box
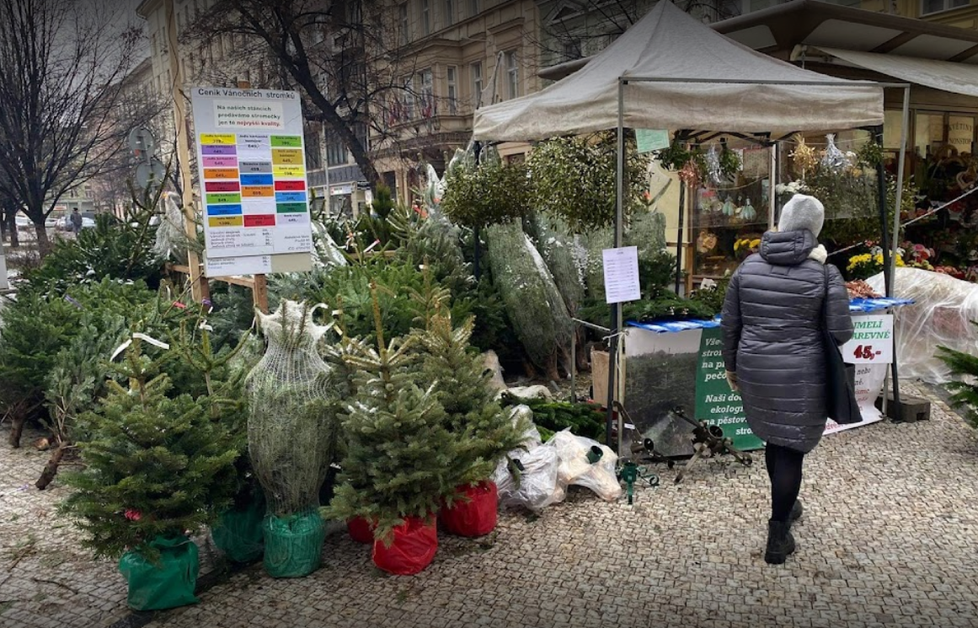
[413,310,530,492]
[60,337,239,560]
[938,334,978,428]
[326,284,458,543]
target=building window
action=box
[445,0,454,25]
[404,76,414,119]
[422,0,430,35]
[471,61,483,108]
[399,3,409,45]
[469,0,479,16]
[418,68,434,118]
[446,65,458,114]
[562,39,582,61]
[325,130,346,167]
[505,50,519,100]
[921,0,968,13]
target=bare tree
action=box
[185,0,423,188]
[0,0,143,251]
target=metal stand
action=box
[669,406,753,484]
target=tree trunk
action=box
[35,443,68,490]
[34,223,50,255]
[8,414,25,448]
[4,211,16,248]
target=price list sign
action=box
[190,87,313,275]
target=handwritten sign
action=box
[841,314,893,364]
[602,246,641,304]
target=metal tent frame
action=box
[605,76,911,451]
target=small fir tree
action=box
[413,310,530,492]
[60,338,239,560]
[937,332,978,428]
[325,284,458,543]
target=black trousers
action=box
[764,443,805,523]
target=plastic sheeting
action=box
[547,430,622,502]
[866,267,978,384]
[372,516,438,575]
[439,481,498,537]
[494,444,566,512]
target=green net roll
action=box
[262,510,325,578]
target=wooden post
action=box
[165,0,204,302]
[252,274,269,314]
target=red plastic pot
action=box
[347,517,374,544]
[372,515,438,575]
[440,480,498,537]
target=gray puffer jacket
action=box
[721,230,853,453]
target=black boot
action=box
[789,499,803,525]
[764,520,796,565]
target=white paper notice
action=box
[206,228,274,256]
[205,254,272,276]
[602,246,641,304]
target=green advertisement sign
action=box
[694,327,764,451]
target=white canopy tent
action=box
[472,1,884,142]
[471,0,910,446]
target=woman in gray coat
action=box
[721,194,853,565]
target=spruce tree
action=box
[938,335,978,428]
[325,284,458,543]
[413,311,530,492]
[60,338,239,560]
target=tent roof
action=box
[472,1,884,142]
[812,47,978,98]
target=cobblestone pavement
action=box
[3,381,978,628]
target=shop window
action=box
[921,0,968,14]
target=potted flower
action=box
[61,339,238,611]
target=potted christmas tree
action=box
[326,285,458,575]
[246,301,342,578]
[61,338,239,611]
[413,310,529,537]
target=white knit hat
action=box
[778,194,824,238]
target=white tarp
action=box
[815,47,978,98]
[473,1,884,142]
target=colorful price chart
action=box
[190,88,313,276]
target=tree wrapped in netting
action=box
[245,300,341,577]
[486,221,573,380]
[531,214,585,316]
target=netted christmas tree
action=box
[326,284,458,545]
[245,300,342,577]
[486,220,574,380]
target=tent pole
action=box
[888,87,911,419]
[769,141,778,231]
[674,182,685,294]
[606,79,626,452]
[875,126,892,297]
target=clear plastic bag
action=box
[547,429,622,502]
[493,444,565,512]
[866,267,978,384]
